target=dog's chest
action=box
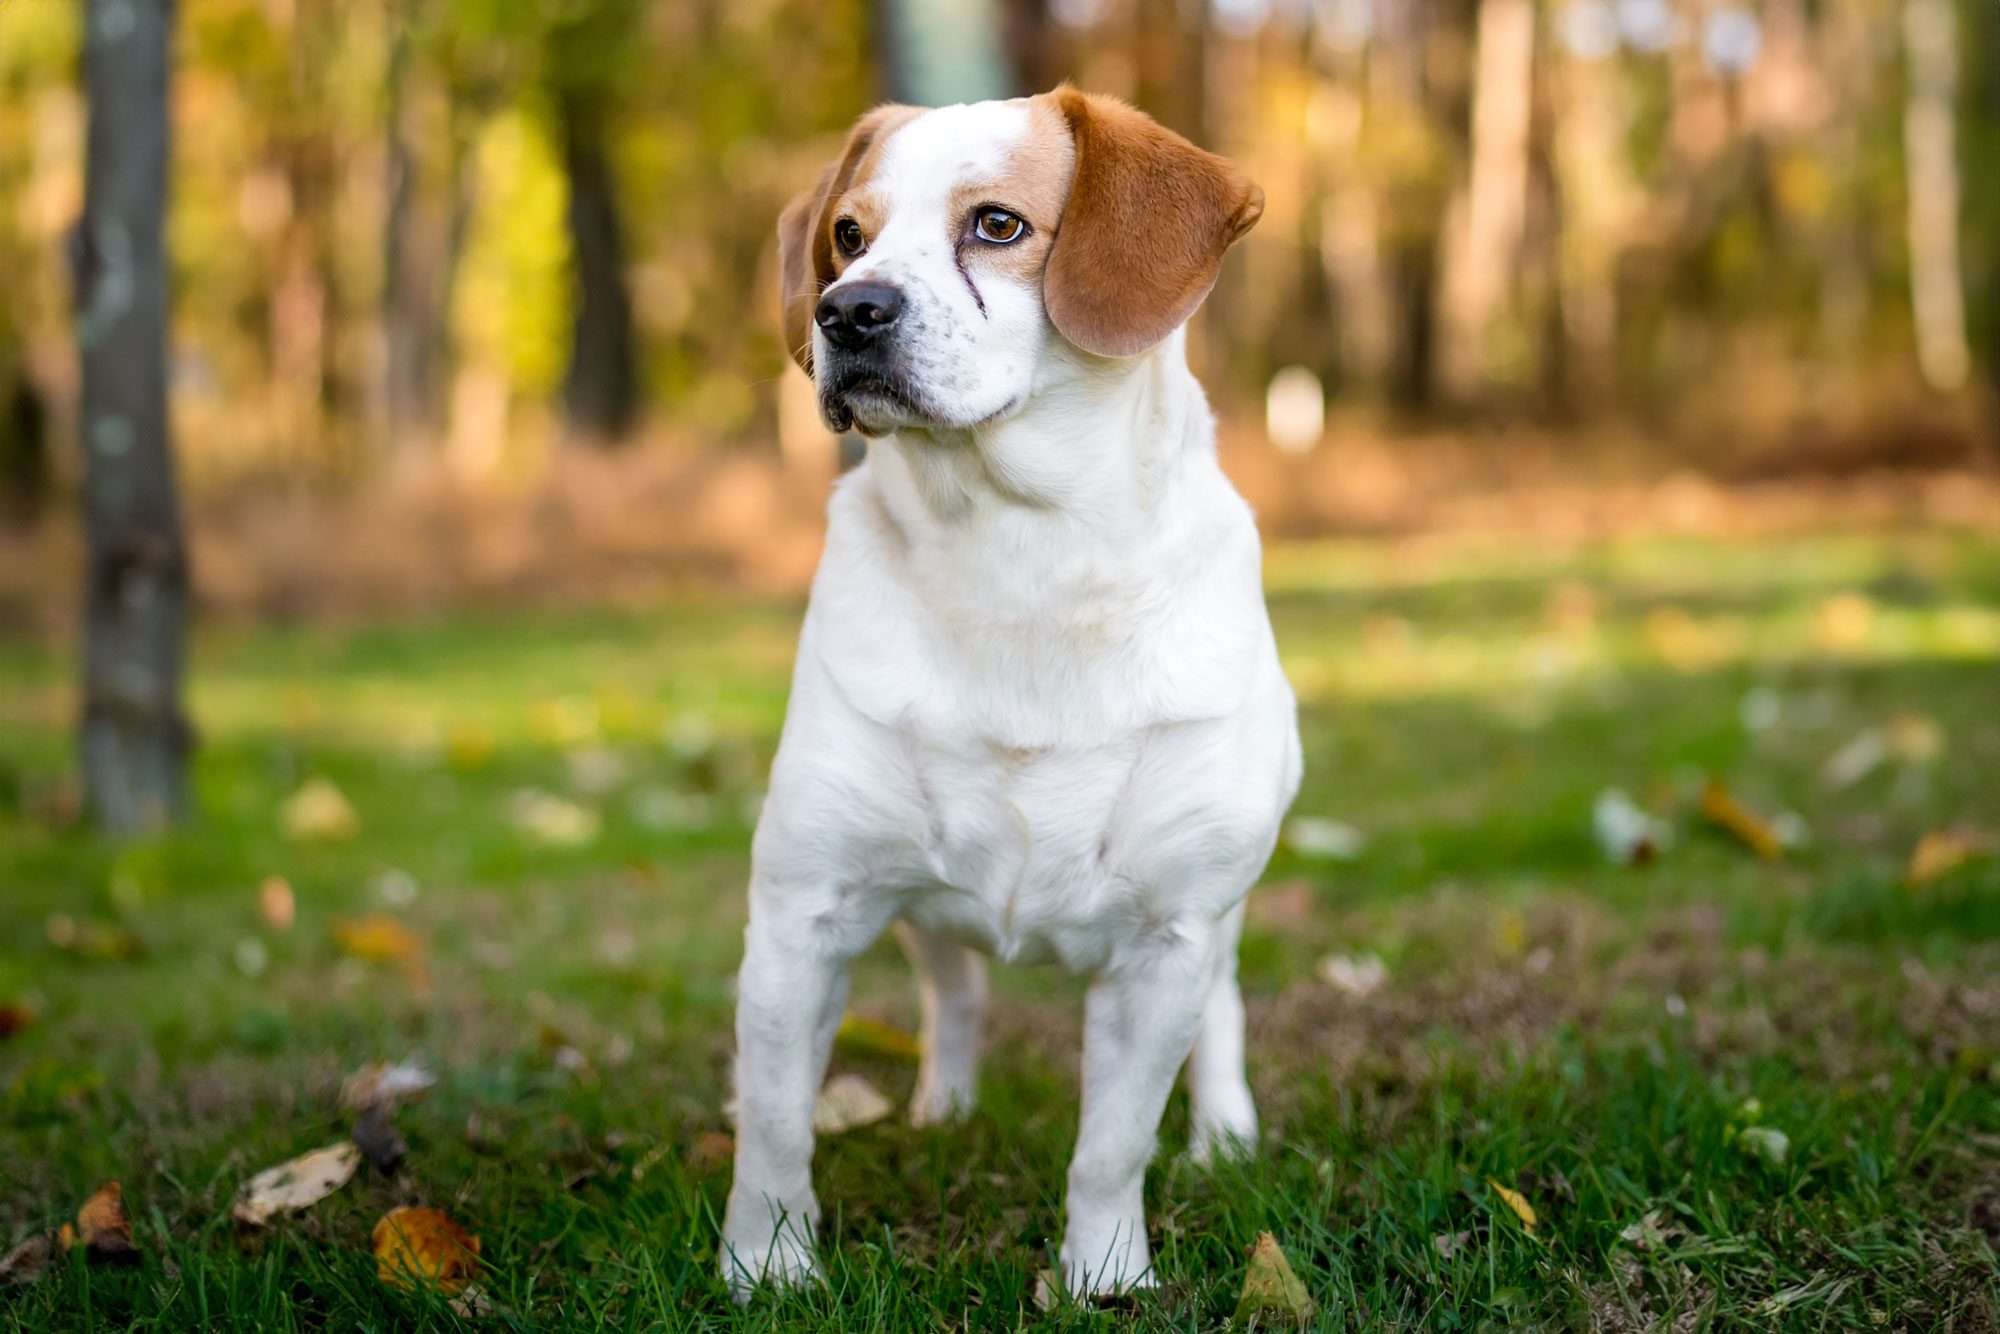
[894,730,1156,969]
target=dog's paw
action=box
[721,1225,821,1303]
[1059,1225,1155,1299]
[907,1076,977,1127]
[1187,1118,1259,1168]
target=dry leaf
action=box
[233,1143,360,1226]
[0,1232,55,1285]
[834,1013,922,1062]
[449,1284,500,1319]
[1284,816,1366,861]
[281,778,360,842]
[1233,1231,1315,1325]
[1737,1125,1790,1167]
[1032,1267,1063,1313]
[1883,710,1944,764]
[1812,591,1875,650]
[258,876,296,932]
[1700,779,1782,859]
[342,1061,438,1112]
[1908,828,1991,887]
[1618,1210,1681,1252]
[69,1182,137,1263]
[687,1130,735,1169]
[812,1074,893,1134]
[1316,953,1388,999]
[1822,729,1888,789]
[0,1001,34,1042]
[372,1206,480,1294]
[1486,1177,1537,1232]
[1248,878,1315,930]
[1432,1229,1474,1259]
[507,790,601,847]
[1593,789,1672,865]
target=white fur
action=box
[723,100,1302,1301]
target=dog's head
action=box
[778,88,1263,437]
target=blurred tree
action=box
[546,0,644,445]
[875,0,1019,104]
[74,0,190,831]
[1903,0,1969,391]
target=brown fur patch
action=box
[950,99,1076,288]
[1038,86,1263,358]
[775,104,923,373]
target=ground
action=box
[2,528,1998,1331]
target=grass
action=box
[2,526,1998,1330]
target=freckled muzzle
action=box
[816,280,929,433]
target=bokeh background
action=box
[1,0,1997,617]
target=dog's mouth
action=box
[819,365,928,435]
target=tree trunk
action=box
[73,0,191,832]
[1902,0,1969,392]
[382,16,440,455]
[874,0,1017,105]
[560,100,639,445]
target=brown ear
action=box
[1043,88,1264,359]
[776,104,921,375]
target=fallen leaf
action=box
[1812,591,1875,651]
[1700,779,1782,859]
[257,876,296,932]
[1618,1210,1682,1252]
[834,1013,922,1062]
[0,1002,34,1042]
[0,1232,55,1285]
[507,789,601,847]
[1908,828,1992,887]
[1593,789,1672,865]
[342,1060,438,1112]
[69,1182,137,1263]
[1315,953,1388,999]
[1822,728,1888,789]
[233,1143,361,1226]
[449,1284,500,1319]
[281,777,360,842]
[1432,1229,1474,1259]
[1883,710,1944,764]
[1233,1231,1315,1325]
[333,915,423,963]
[1485,1177,1537,1232]
[812,1073,893,1135]
[372,1206,480,1294]
[1032,1267,1063,1313]
[1737,1125,1790,1167]
[1284,816,1366,861]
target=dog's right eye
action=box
[834,219,866,257]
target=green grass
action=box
[2,527,1998,1330]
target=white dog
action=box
[723,86,1301,1300]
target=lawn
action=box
[2,528,1998,1330]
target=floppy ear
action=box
[1043,87,1264,359]
[776,104,921,375]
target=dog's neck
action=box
[867,327,1210,539]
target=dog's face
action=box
[778,89,1263,437]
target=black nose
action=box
[816,281,903,351]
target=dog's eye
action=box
[973,208,1026,244]
[834,219,866,257]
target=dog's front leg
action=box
[721,903,855,1299]
[1061,924,1217,1297]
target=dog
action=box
[723,85,1301,1300]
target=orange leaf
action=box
[72,1182,137,1263]
[1700,779,1781,860]
[371,1206,480,1294]
[333,915,422,962]
[1907,828,1992,888]
[258,876,296,932]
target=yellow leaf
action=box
[371,1206,480,1294]
[1486,1176,1537,1232]
[281,778,359,842]
[1233,1231,1315,1324]
[1700,779,1781,860]
[812,1074,893,1134]
[1907,828,1991,887]
[333,915,423,963]
[834,1013,922,1061]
